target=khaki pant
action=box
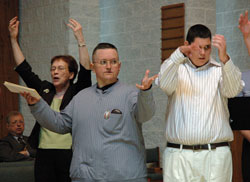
[163,145,232,182]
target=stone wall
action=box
[99,0,216,158]
[216,0,250,70]
[19,0,70,135]
[18,0,222,164]
[19,0,99,135]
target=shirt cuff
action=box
[222,58,234,72]
[142,84,152,91]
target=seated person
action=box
[0,111,36,162]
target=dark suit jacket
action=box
[228,71,250,130]
[0,134,36,162]
[15,60,91,148]
[228,97,250,130]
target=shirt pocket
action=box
[103,112,123,134]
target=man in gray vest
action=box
[21,43,157,182]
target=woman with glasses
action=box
[8,17,91,182]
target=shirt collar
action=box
[186,57,221,70]
[95,80,119,94]
[11,134,23,141]
[96,80,118,92]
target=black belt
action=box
[167,142,229,150]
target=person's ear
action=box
[90,63,95,73]
[184,41,189,46]
[69,72,74,80]
[118,62,121,71]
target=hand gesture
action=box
[8,16,19,40]
[238,11,250,39]
[67,18,85,45]
[179,43,199,58]
[136,70,158,90]
[212,34,229,63]
[20,92,40,105]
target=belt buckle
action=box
[192,145,201,150]
[210,144,216,149]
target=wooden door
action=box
[161,3,185,62]
[0,0,19,138]
[231,131,244,182]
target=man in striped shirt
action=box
[157,24,243,182]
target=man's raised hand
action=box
[136,70,158,90]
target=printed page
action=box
[4,81,41,99]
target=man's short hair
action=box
[186,24,211,44]
[50,55,78,84]
[6,111,23,124]
[92,43,118,61]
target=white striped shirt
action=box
[158,48,243,145]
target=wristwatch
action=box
[78,42,86,47]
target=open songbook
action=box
[3,81,41,99]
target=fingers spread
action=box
[144,69,150,79]
[151,74,158,81]
[69,18,77,24]
[67,23,74,30]
[9,16,18,24]
[136,83,144,90]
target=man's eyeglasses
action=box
[10,120,24,125]
[50,66,67,71]
[94,60,119,66]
